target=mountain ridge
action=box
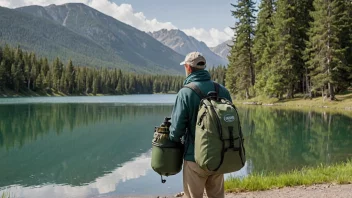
[0,3,184,74]
[210,40,233,60]
[149,29,228,67]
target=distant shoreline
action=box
[233,92,352,111]
[0,90,177,98]
[2,90,351,112]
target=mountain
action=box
[210,40,233,60]
[0,6,131,70]
[149,29,228,67]
[0,4,184,74]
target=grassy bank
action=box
[225,160,352,193]
[234,91,352,111]
[1,192,10,198]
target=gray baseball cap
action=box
[180,52,207,69]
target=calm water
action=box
[0,95,351,197]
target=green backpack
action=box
[185,82,246,174]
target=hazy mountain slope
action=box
[17,4,184,74]
[0,6,134,71]
[210,40,233,60]
[149,29,228,67]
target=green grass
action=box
[234,91,352,111]
[225,161,352,193]
[1,192,10,198]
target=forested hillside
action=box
[226,0,352,100]
[0,44,226,96]
[0,45,185,96]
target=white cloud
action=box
[0,0,10,7]
[0,151,153,198]
[0,0,233,47]
[87,1,176,32]
[182,27,234,47]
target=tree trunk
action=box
[302,75,305,95]
[27,78,30,90]
[287,84,294,99]
[306,69,312,98]
[328,82,335,100]
[245,88,250,99]
[326,2,334,101]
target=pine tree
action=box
[85,69,93,94]
[65,60,75,94]
[115,69,123,94]
[0,61,5,90]
[76,67,86,94]
[35,70,42,90]
[30,61,38,90]
[41,58,50,77]
[153,80,160,93]
[101,67,109,94]
[92,71,98,96]
[305,0,347,100]
[264,0,304,98]
[128,75,136,94]
[40,59,50,90]
[0,46,2,62]
[11,63,21,92]
[226,0,256,99]
[52,57,63,90]
[24,57,32,90]
[337,0,352,88]
[30,54,40,90]
[111,68,118,92]
[253,0,275,73]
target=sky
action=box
[0,0,237,47]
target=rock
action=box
[262,103,275,106]
[175,192,184,197]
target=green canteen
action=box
[151,117,183,182]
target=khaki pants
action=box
[183,161,224,198]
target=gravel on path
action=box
[224,184,352,198]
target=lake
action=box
[0,95,351,198]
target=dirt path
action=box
[225,184,352,198]
[99,184,352,198]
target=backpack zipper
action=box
[209,102,225,172]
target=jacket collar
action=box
[183,70,211,85]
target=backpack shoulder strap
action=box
[213,82,220,95]
[184,82,206,99]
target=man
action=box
[169,52,232,198]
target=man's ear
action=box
[185,64,192,73]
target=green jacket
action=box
[169,70,232,162]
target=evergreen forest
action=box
[226,0,352,100]
[0,45,186,96]
[0,44,227,96]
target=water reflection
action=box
[0,104,179,197]
[0,151,153,198]
[241,107,352,173]
[0,103,351,197]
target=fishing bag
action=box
[184,82,246,173]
